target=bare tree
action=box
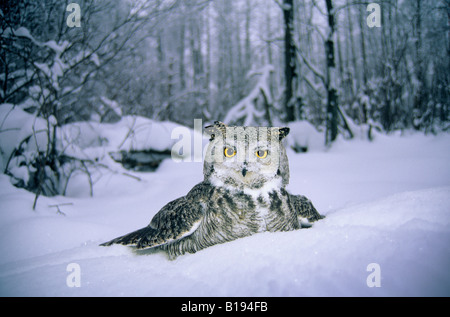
[324,0,339,145]
[282,0,297,122]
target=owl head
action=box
[204,121,290,190]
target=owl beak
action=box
[241,168,248,177]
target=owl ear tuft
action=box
[205,121,227,141]
[278,127,290,140]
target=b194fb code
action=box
[225,301,267,312]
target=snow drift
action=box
[0,130,449,297]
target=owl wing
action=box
[101,183,211,250]
[289,193,324,226]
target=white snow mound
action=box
[0,133,449,296]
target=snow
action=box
[100,97,122,117]
[0,105,191,166]
[0,104,50,169]
[0,130,449,297]
[90,53,101,67]
[287,121,324,152]
[224,65,274,126]
[10,27,35,42]
[6,27,69,56]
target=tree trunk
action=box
[265,5,275,99]
[283,0,296,122]
[359,3,368,88]
[178,14,186,91]
[245,0,251,73]
[346,1,358,97]
[325,0,339,145]
[413,0,425,129]
[205,4,212,120]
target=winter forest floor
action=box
[0,131,449,296]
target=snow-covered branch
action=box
[295,46,326,87]
[224,65,274,126]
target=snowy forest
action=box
[2,0,449,128]
[0,0,449,297]
[1,0,448,201]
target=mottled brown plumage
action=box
[101,122,323,259]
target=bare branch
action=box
[295,46,327,87]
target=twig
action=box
[48,203,73,216]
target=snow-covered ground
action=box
[0,131,449,297]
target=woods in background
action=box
[1,0,448,133]
[0,0,448,204]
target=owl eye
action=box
[224,147,236,158]
[255,150,268,159]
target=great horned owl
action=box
[101,121,323,259]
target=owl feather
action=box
[101,122,323,259]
